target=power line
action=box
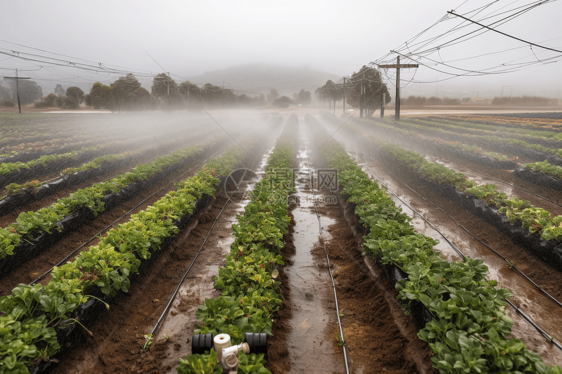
[447,9,562,53]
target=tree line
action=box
[0,73,314,111]
[314,65,391,117]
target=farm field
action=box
[1,111,562,374]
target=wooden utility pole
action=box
[3,69,31,114]
[342,77,346,113]
[381,93,386,118]
[378,57,418,121]
[359,74,364,118]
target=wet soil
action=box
[356,152,562,366]
[51,140,276,374]
[0,152,216,294]
[265,212,296,374]
[282,120,430,374]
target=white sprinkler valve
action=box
[221,342,250,372]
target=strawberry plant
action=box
[322,139,562,374]
[0,145,248,371]
[380,142,562,242]
[523,160,562,179]
[0,144,203,259]
[177,349,222,374]
[181,126,298,371]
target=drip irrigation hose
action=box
[364,151,562,310]
[505,299,562,351]
[150,198,230,336]
[457,164,562,210]
[147,147,266,337]
[28,150,220,286]
[358,152,467,261]
[360,151,562,351]
[303,141,350,374]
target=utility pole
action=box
[342,78,346,113]
[378,56,418,121]
[381,93,386,118]
[4,69,31,114]
[167,72,171,106]
[360,73,364,118]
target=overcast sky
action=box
[1,0,561,98]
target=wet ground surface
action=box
[282,131,345,373]
[281,120,431,374]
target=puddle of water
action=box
[286,208,342,373]
[283,119,345,373]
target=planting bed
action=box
[2,112,562,374]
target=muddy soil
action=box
[0,151,217,295]
[282,120,431,374]
[356,152,562,367]
[51,138,277,374]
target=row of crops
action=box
[2,111,562,373]
[176,118,298,373]
[0,134,263,372]
[0,113,286,373]
[321,138,562,373]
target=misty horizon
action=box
[1,0,561,101]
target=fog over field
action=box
[1,0,561,100]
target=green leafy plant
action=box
[177,349,222,374]
[321,139,562,374]
[336,334,345,347]
[0,144,249,371]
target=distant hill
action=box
[188,63,340,97]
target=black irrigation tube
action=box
[150,197,230,336]
[28,151,220,286]
[148,147,268,337]
[360,151,562,351]
[304,140,350,374]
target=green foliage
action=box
[177,349,222,374]
[0,146,246,371]
[0,145,203,259]
[524,160,562,179]
[237,352,271,374]
[0,145,106,176]
[322,140,561,374]
[381,142,562,242]
[187,127,297,370]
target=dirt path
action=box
[274,118,431,374]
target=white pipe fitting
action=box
[221,342,250,370]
